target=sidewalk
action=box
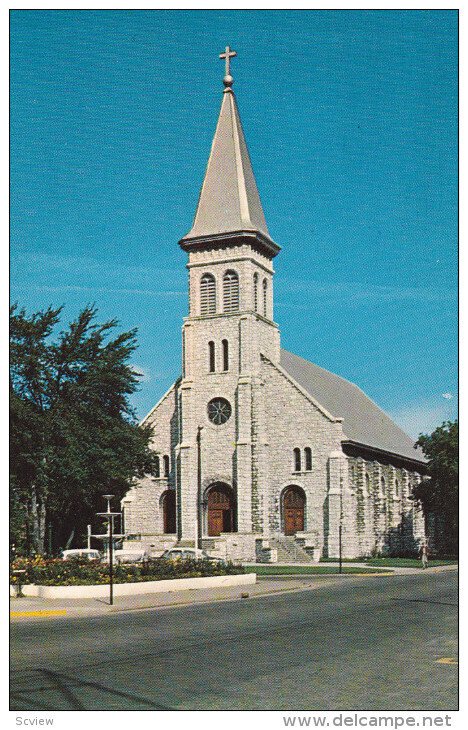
[10,576,325,620]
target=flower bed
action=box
[10,555,245,586]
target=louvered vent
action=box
[200,273,216,315]
[223,271,239,312]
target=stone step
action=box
[269,535,314,563]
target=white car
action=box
[161,547,223,563]
[113,549,148,564]
[61,549,101,561]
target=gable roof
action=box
[280,349,425,465]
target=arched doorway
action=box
[206,483,235,536]
[282,486,306,535]
[161,490,176,534]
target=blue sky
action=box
[10,10,458,438]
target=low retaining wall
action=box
[10,572,256,599]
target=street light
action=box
[96,494,120,606]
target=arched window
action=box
[154,455,160,478]
[223,270,239,312]
[253,273,258,312]
[200,273,216,315]
[222,339,229,371]
[380,476,386,497]
[293,448,301,472]
[263,278,268,317]
[208,341,215,372]
[365,473,370,495]
[305,447,312,471]
[395,479,400,497]
[163,455,170,478]
[161,490,176,534]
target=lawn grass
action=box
[364,558,457,569]
[245,565,390,576]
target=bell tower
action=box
[176,48,280,542]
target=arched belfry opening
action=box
[204,483,236,537]
[282,485,306,535]
[161,490,176,534]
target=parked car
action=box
[113,549,148,564]
[61,549,101,561]
[160,547,223,563]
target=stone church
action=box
[123,50,426,562]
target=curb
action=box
[10,610,67,619]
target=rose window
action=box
[207,398,232,425]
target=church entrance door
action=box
[207,484,235,537]
[283,486,305,535]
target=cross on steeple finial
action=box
[219,45,237,89]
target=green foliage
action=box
[10,303,159,554]
[10,556,245,586]
[414,420,458,554]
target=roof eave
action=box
[178,229,281,259]
[342,439,427,470]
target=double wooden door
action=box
[283,486,305,535]
[207,485,234,536]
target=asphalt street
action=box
[10,571,458,711]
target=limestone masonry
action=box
[123,51,426,563]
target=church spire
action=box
[179,48,280,259]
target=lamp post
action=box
[97,494,120,606]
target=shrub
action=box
[10,556,245,586]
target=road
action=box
[10,571,458,711]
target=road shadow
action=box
[10,668,176,711]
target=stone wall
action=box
[346,455,426,557]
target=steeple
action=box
[179,48,280,259]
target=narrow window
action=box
[263,278,268,317]
[395,479,400,497]
[305,447,312,471]
[253,273,258,312]
[208,341,215,372]
[365,473,370,495]
[164,455,170,478]
[200,273,216,315]
[293,448,301,472]
[222,339,229,371]
[380,476,386,497]
[155,455,160,478]
[223,270,239,312]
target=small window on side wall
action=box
[305,447,312,471]
[293,448,301,472]
[164,455,170,478]
[155,455,160,478]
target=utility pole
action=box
[339,461,343,574]
[196,426,203,553]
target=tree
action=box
[413,420,458,555]
[10,304,158,554]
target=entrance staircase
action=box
[269,535,316,564]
